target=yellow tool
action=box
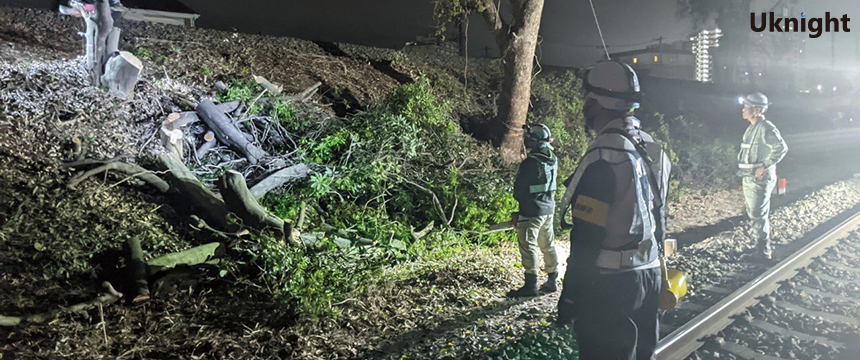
[659,258,688,311]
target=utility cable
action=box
[587,0,610,60]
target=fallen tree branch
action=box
[197,99,267,165]
[189,214,249,239]
[68,162,169,192]
[61,154,131,168]
[248,163,310,199]
[0,282,122,327]
[285,81,322,102]
[218,170,287,239]
[411,222,434,242]
[402,179,449,225]
[321,222,374,246]
[157,153,228,230]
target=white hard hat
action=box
[743,92,769,111]
[584,61,642,112]
[523,123,552,142]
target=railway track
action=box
[656,211,860,360]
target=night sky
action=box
[2,0,857,68]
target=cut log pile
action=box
[44,77,324,313]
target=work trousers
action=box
[742,175,775,250]
[573,267,662,360]
[516,214,559,275]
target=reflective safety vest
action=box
[527,150,558,194]
[737,118,787,178]
[560,119,670,271]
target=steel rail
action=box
[656,211,860,360]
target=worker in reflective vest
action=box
[738,93,788,260]
[556,61,671,360]
[507,124,560,297]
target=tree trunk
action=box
[496,0,545,163]
[94,0,113,84]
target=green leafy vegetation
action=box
[250,75,518,318]
[487,325,579,360]
[641,112,737,199]
[238,71,736,319]
[133,46,153,58]
[218,77,263,115]
[529,70,590,179]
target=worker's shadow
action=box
[353,295,536,359]
[673,215,745,248]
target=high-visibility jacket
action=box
[560,117,670,272]
[514,144,559,217]
[737,117,788,178]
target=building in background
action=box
[610,41,696,81]
[691,29,722,82]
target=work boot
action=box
[507,273,538,298]
[540,272,559,293]
[744,241,772,261]
[759,245,773,260]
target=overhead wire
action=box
[587,0,611,60]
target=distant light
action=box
[633,57,638,64]
[738,96,745,105]
[817,84,823,91]
[833,87,838,92]
[758,73,762,76]
[654,56,659,62]
[800,50,804,53]
[745,72,750,76]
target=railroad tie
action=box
[794,285,859,305]
[720,340,789,360]
[774,301,860,326]
[750,319,844,349]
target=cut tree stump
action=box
[253,75,282,96]
[215,80,228,95]
[102,51,143,99]
[160,119,184,160]
[171,111,200,127]
[196,100,267,165]
[248,163,310,199]
[195,131,216,159]
[218,170,287,238]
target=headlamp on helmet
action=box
[742,92,769,111]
